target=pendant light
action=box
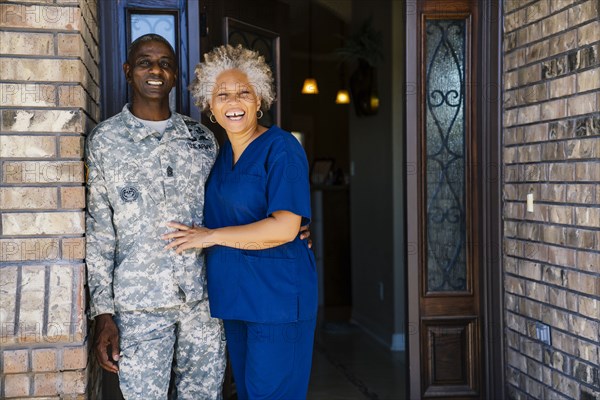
[302,78,319,94]
[301,1,319,94]
[335,89,350,104]
[334,21,349,104]
[335,63,350,104]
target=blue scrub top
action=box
[204,125,318,323]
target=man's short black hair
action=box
[126,34,177,66]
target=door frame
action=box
[478,1,504,398]
[405,0,504,398]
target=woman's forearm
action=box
[209,211,301,249]
[163,211,303,254]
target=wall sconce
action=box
[301,1,318,94]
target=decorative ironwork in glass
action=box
[226,19,279,127]
[131,14,176,49]
[425,19,467,292]
[130,14,177,111]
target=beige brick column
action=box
[502,1,600,399]
[1,0,100,398]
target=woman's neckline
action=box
[228,125,274,169]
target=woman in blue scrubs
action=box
[163,44,318,400]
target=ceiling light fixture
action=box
[301,1,319,94]
[335,89,350,104]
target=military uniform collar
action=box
[121,104,193,142]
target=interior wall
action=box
[348,0,406,347]
[391,0,406,352]
[286,0,407,344]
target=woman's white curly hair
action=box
[190,44,275,112]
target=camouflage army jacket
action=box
[85,105,218,317]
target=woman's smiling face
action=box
[210,69,262,135]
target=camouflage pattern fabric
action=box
[115,299,226,400]
[86,104,218,316]
[86,104,225,398]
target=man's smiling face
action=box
[123,40,177,104]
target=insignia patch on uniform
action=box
[187,140,213,150]
[120,186,139,202]
[185,121,213,149]
[185,122,206,136]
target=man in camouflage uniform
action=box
[86,34,226,399]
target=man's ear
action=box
[123,63,131,82]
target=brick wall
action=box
[0,0,100,398]
[502,0,600,399]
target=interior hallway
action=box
[308,317,406,400]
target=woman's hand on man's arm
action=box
[162,211,302,254]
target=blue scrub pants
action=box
[223,318,317,400]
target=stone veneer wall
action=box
[0,0,100,398]
[502,0,600,399]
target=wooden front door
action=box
[407,0,488,398]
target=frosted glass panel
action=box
[131,14,176,50]
[425,20,467,292]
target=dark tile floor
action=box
[307,320,407,400]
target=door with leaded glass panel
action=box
[407,0,486,398]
